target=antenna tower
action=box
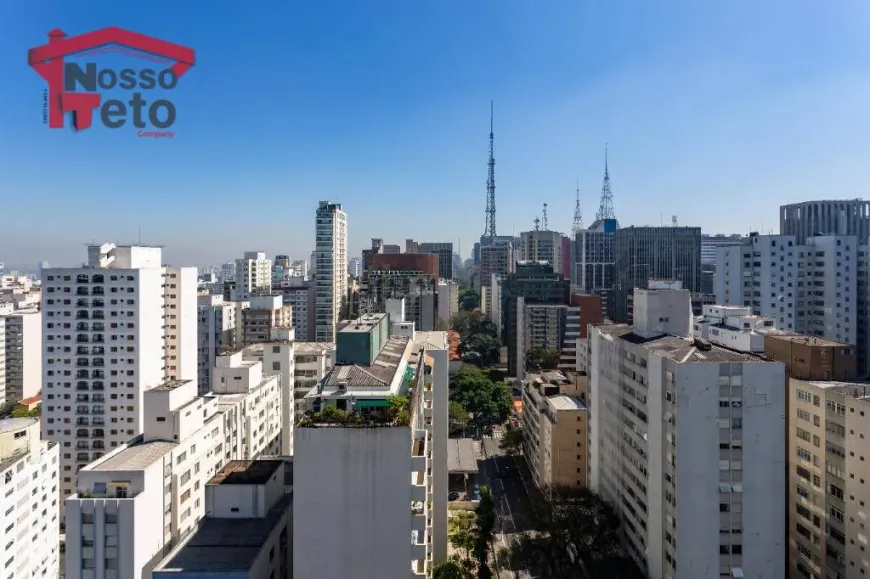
[533,217,541,231]
[542,203,548,231]
[572,177,583,236]
[483,101,497,240]
[672,215,678,227]
[595,143,616,221]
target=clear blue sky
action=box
[2,0,869,269]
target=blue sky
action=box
[2,0,870,269]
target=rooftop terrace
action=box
[208,460,284,486]
[89,440,177,471]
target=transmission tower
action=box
[483,101,497,240]
[572,177,583,236]
[542,203,548,231]
[595,143,616,221]
[533,217,541,231]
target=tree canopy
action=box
[458,289,480,311]
[526,347,562,371]
[499,423,524,456]
[509,486,645,579]
[449,365,512,432]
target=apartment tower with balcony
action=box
[41,244,198,505]
[314,201,348,342]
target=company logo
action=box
[28,27,195,137]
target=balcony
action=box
[92,371,105,379]
[92,382,105,391]
[92,323,105,331]
[93,335,105,343]
[92,275,104,283]
[76,371,89,379]
[76,453,89,462]
[92,347,104,355]
[76,436,89,444]
[76,407,89,415]
[92,395,105,403]
[412,471,427,502]
[76,336,89,344]
[76,324,89,332]
[93,311,105,320]
[77,347,90,355]
[92,407,105,415]
[76,395,89,403]
[77,299,89,307]
[76,311,89,320]
[92,287,105,295]
[92,299,104,307]
[93,429,105,437]
[76,359,89,367]
[76,287,89,296]
[76,418,89,426]
[76,275,89,283]
[76,382,89,391]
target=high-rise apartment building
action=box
[294,324,449,578]
[701,234,743,266]
[197,294,238,395]
[437,279,459,326]
[361,253,439,331]
[241,295,292,346]
[314,201,348,342]
[348,256,362,279]
[0,308,41,403]
[274,278,314,341]
[0,417,60,579]
[588,286,786,579]
[479,241,513,296]
[234,251,272,299]
[781,199,870,245]
[41,244,198,504]
[518,229,567,276]
[611,226,702,323]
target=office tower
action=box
[588,286,786,579]
[295,321,449,578]
[501,262,570,376]
[41,244,198,504]
[611,226,702,323]
[0,417,60,578]
[522,370,588,488]
[1,308,41,402]
[152,459,293,579]
[348,256,362,279]
[418,242,455,280]
[234,251,272,299]
[479,240,513,303]
[360,253,439,331]
[573,218,618,315]
[518,229,566,276]
[781,199,870,245]
[197,294,238,395]
[382,244,401,254]
[314,201,348,342]
[362,238,384,271]
[436,279,459,326]
[701,234,743,266]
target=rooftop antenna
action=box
[595,143,616,221]
[483,100,497,240]
[672,215,678,227]
[138,224,141,245]
[572,177,583,236]
[534,217,541,232]
[542,203,548,231]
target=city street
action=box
[479,425,537,579]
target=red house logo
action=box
[28,27,195,135]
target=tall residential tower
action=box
[314,201,348,342]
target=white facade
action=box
[41,244,198,504]
[197,294,238,395]
[314,201,348,342]
[715,233,861,343]
[65,379,226,579]
[292,342,334,415]
[436,280,459,326]
[693,305,775,353]
[153,459,292,579]
[293,337,449,578]
[349,256,362,279]
[588,287,786,579]
[518,230,565,275]
[234,251,272,299]
[0,417,60,579]
[219,261,236,283]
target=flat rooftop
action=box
[804,381,870,399]
[90,440,177,471]
[294,342,334,354]
[150,379,192,392]
[155,493,292,574]
[447,438,478,474]
[596,324,761,363]
[547,395,586,411]
[339,313,387,333]
[208,460,284,486]
[318,337,410,393]
[767,333,851,347]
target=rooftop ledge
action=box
[298,395,411,428]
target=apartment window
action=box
[830,505,844,522]
[797,390,812,403]
[795,447,812,463]
[796,428,813,443]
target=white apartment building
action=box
[0,321,5,406]
[41,244,198,504]
[153,459,292,579]
[293,342,334,416]
[588,286,786,579]
[715,233,861,344]
[234,252,272,299]
[219,261,236,283]
[274,279,312,341]
[65,379,226,579]
[210,351,283,459]
[241,295,291,346]
[314,201,348,342]
[437,279,459,326]
[294,329,449,578]
[693,305,776,353]
[197,294,238,395]
[349,256,362,279]
[0,417,60,579]
[518,229,566,276]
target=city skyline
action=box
[2,0,869,267]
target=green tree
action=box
[449,511,476,562]
[449,401,470,433]
[526,347,562,371]
[433,556,476,579]
[473,486,496,578]
[510,486,644,579]
[458,289,480,311]
[0,401,17,419]
[459,333,501,367]
[499,424,524,456]
[449,366,512,432]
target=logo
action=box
[28,27,195,137]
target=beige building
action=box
[241,295,291,346]
[788,378,870,579]
[522,370,588,489]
